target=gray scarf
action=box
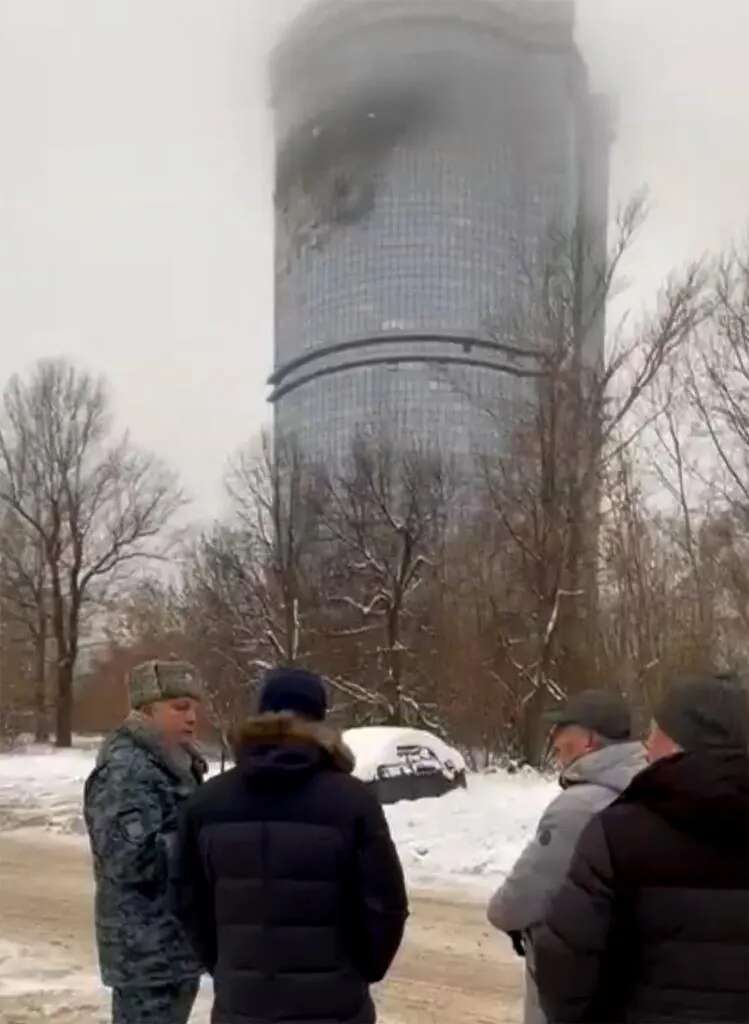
[124,711,204,787]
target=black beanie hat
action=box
[258,668,328,721]
[655,673,749,754]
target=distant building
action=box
[269,0,611,465]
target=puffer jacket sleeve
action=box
[533,815,616,1022]
[487,789,600,934]
[351,790,409,983]
[84,758,167,888]
[173,797,217,974]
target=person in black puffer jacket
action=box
[174,668,409,1024]
[534,672,749,1024]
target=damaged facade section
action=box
[269,0,612,466]
[275,79,445,262]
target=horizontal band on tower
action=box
[268,344,545,403]
[269,332,542,390]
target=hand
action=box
[508,930,526,958]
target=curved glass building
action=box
[269,0,611,464]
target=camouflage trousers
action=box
[111,978,200,1023]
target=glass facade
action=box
[277,361,530,465]
[271,0,609,467]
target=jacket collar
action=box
[621,749,749,845]
[231,712,355,775]
[560,740,647,793]
[116,712,206,785]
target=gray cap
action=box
[128,660,202,710]
[655,674,749,753]
[545,689,632,741]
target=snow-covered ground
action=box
[0,741,555,895]
[0,745,96,834]
[0,939,93,1002]
[385,770,552,894]
[0,740,543,1021]
[0,936,215,1024]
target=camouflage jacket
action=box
[84,715,207,989]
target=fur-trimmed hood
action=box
[231,712,355,776]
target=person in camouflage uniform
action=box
[84,660,207,1024]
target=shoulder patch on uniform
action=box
[119,810,146,844]
[538,827,552,846]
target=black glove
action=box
[508,930,526,958]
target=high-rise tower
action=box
[269,0,610,463]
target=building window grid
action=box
[276,47,594,463]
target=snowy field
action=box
[0,740,545,1021]
[0,740,554,895]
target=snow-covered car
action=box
[343,726,467,804]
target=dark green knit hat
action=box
[128,660,202,710]
[655,673,749,753]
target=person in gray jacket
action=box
[84,660,206,1024]
[487,691,647,1024]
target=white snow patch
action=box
[0,741,222,835]
[0,941,403,1024]
[0,939,90,999]
[0,746,96,834]
[384,770,554,896]
[0,941,215,1022]
[0,742,556,895]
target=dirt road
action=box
[0,830,522,1023]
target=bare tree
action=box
[687,241,749,516]
[179,524,271,739]
[73,576,191,736]
[314,437,452,727]
[0,511,49,740]
[175,433,322,741]
[648,370,718,649]
[635,237,749,679]
[0,359,184,747]
[473,197,710,759]
[103,575,184,652]
[597,449,694,722]
[227,433,320,666]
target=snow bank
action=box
[343,727,554,894]
[0,742,555,895]
[385,770,553,896]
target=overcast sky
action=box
[1,0,747,519]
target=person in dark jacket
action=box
[534,673,749,1024]
[174,667,409,1024]
[84,660,207,1024]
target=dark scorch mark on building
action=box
[274,77,446,252]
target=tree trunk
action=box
[33,628,48,744]
[521,686,549,766]
[55,659,74,748]
[386,602,404,725]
